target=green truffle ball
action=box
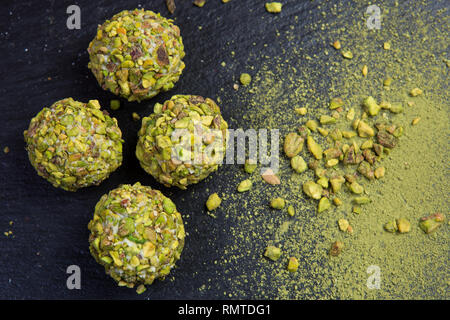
[88,183,185,289]
[24,98,123,191]
[87,9,185,102]
[136,95,229,189]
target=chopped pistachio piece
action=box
[244,159,257,174]
[363,96,381,116]
[136,95,228,189]
[237,179,252,192]
[330,241,344,256]
[306,119,318,132]
[419,213,444,234]
[374,167,385,179]
[411,117,421,125]
[384,220,398,233]
[264,245,281,261]
[338,219,349,232]
[307,136,323,160]
[410,88,423,96]
[303,181,323,200]
[342,51,353,59]
[353,196,371,204]
[358,121,375,138]
[206,193,222,211]
[295,107,307,115]
[349,181,364,194]
[132,112,141,121]
[265,2,282,13]
[24,98,123,191]
[318,197,331,213]
[193,0,206,8]
[396,218,411,233]
[287,205,295,216]
[270,197,286,210]
[291,155,307,173]
[284,132,304,158]
[110,99,121,110]
[332,40,341,50]
[239,73,252,86]
[287,257,299,272]
[88,183,185,291]
[329,98,344,110]
[330,176,345,193]
[320,115,336,125]
[362,65,368,76]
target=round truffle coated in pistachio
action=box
[23,98,123,191]
[88,183,185,289]
[136,95,229,189]
[87,9,185,102]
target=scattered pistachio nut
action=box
[291,155,307,173]
[261,168,280,185]
[303,181,323,200]
[136,95,228,189]
[362,65,368,76]
[132,112,141,121]
[287,205,295,216]
[284,132,304,158]
[244,159,257,174]
[206,193,222,211]
[307,136,323,160]
[88,182,185,291]
[332,40,341,50]
[287,257,299,272]
[419,213,444,234]
[87,9,185,102]
[239,73,252,86]
[330,241,344,256]
[295,107,307,115]
[338,219,349,232]
[329,98,344,110]
[24,98,123,191]
[363,96,381,116]
[318,197,331,213]
[410,88,423,96]
[374,166,385,179]
[396,218,411,233]
[193,0,206,7]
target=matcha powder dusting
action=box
[203,0,448,299]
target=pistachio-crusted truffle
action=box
[87,9,185,102]
[136,95,228,189]
[88,183,185,290]
[24,98,123,191]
